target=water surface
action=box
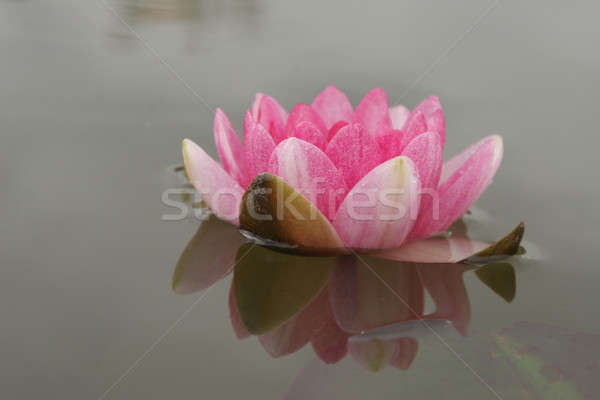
[1,0,599,398]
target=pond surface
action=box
[1,0,599,399]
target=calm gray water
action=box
[1,0,599,398]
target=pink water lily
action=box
[183,86,503,250]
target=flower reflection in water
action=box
[173,214,519,371]
[173,220,599,399]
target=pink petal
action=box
[250,93,288,143]
[327,120,349,142]
[399,109,427,151]
[243,111,276,179]
[376,129,403,162]
[332,156,421,249]
[311,85,353,129]
[389,105,410,130]
[389,337,419,370]
[440,135,502,182]
[329,256,424,334]
[182,139,244,225]
[269,138,348,220]
[229,281,250,339]
[268,138,347,220]
[442,134,503,194]
[414,96,445,147]
[351,88,392,135]
[324,123,383,188]
[410,135,503,240]
[259,288,330,358]
[214,108,250,188]
[289,121,327,150]
[418,264,471,336]
[285,103,328,141]
[400,131,443,190]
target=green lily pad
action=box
[238,173,344,255]
[463,222,525,264]
[233,243,335,334]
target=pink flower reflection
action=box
[229,256,473,371]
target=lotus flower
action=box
[182,86,503,250]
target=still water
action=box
[1,0,599,398]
